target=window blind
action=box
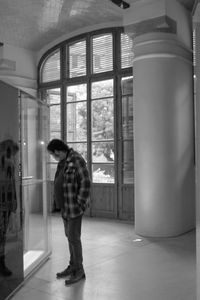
[69,40,86,78]
[92,33,113,74]
[121,33,133,69]
[41,50,60,83]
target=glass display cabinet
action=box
[0,80,51,300]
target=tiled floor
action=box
[10,214,196,300]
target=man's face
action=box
[49,150,66,162]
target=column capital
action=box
[133,32,193,64]
[123,0,193,48]
[124,15,176,38]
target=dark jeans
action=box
[62,215,83,271]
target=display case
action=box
[0,80,51,300]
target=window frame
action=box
[38,27,133,185]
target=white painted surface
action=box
[133,32,195,237]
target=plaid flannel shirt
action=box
[60,149,91,219]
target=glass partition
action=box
[20,92,51,277]
[0,81,23,300]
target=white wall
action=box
[0,43,37,91]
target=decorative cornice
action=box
[133,53,193,65]
[124,16,177,37]
[133,32,193,64]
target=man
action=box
[47,139,91,285]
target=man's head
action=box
[47,139,69,162]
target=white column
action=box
[133,32,195,237]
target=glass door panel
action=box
[20,92,51,277]
[118,76,134,220]
[90,79,117,218]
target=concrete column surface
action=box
[133,32,195,237]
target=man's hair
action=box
[47,139,69,152]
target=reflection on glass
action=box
[92,164,114,183]
[123,140,134,184]
[42,88,61,105]
[121,76,133,95]
[21,93,51,277]
[0,81,24,300]
[41,88,61,140]
[0,139,19,277]
[121,77,134,184]
[41,89,61,181]
[123,163,134,184]
[67,84,87,102]
[92,99,114,140]
[50,105,60,140]
[122,95,133,139]
[67,102,87,142]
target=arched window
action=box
[38,28,134,220]
[40,49,60,83]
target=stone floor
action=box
[10,214,196,300]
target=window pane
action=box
[67,84,87,102]
[92,142,114,162]
[92,34,113,74]
[67,102,87,142]
[50,105,61,139]
[92,164,114,183]
[121,76,133,95]
[69,40,86,78]
[42,88,61,105]
[121,33,134,69]
[122,95,133,138]
[92,99,114,140]
[121,76,134,184]
[67,142,87,161]
[41,89,61,140]
[122,141,134,184]
[91,79,113,99]
[41,50,60,83]
[121,77,133,139]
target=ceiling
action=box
[0,0,196,52]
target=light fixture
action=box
[133,238,143,242]
[110,0,130,9]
